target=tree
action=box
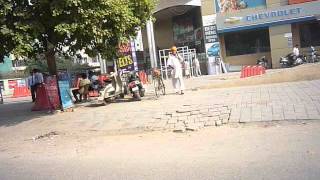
[0,0,155,75]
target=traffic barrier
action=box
[12,86,31,98]
[240,66,266,78]
[32,85,53,111]
[32,77,60,111]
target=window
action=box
[300,21,320,48]
[224,28,271,56]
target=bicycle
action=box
[152,69,166,98]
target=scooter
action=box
[126,71,145,101]
[256,56,268,69]
[280,53,306,68]
[97,72,125,104]
[310,46,320,63]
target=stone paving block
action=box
[272,112,284,121]
[191,110,200,115]
[209,116,219,121]
[251,113,263,122]
[165,124,175,130]
[177,116,188,122]
[186,123,199,131]
[220,114,230,124]
[200,109,209,114]
[215,119,223,126]
[204,120,216,127]
[284,113,296,120]
[229,114,240,123]
[173,122,186,133]
[167,119,178,124]
[261,114,273,121]
[307,113,320,120]
[240,108,251,123]
[208,111,220,117]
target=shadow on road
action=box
[0,99,53,128]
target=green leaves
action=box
[0,0,155,61]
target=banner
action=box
[58,80,74,110]
[45,76,61,110]
[8,80,17,89]
[215,0,266,13]
[203,15,223,75]
[117,43,135,71]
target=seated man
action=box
[72,73,91,102]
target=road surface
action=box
[1,120,319,180]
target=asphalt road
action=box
[1,120,320,180]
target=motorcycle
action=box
[257,56,268,68]
[97,72,125,104]
[280,53,306,68]
[310,46,320,63]
[126,71,145,101]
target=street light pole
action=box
[146,20,157,68]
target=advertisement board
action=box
[8,80,17,89]
[215,0,266,13]
[45,76,61,110]
[117,43,135,71]
[58,80,74,110]
[202,15,222,75]
[216,1,320,33]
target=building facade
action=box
[143,0,320,70]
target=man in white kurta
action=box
[167,46,185,95]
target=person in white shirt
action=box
[30,69,44,102]
[167,46,185,95]
[193,55,202,77]
[293,44,300,57]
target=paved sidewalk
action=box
[1,78,320,139]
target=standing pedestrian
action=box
[30,69,44,102]
[194,55,202,76]
[167,46,185,95]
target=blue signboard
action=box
[58,80,74,110]
[215,0,266,13]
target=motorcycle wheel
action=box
[139,89,145,97]
[133,92,141,101]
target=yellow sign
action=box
[117,55,134,69]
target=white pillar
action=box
[98,54,107,74]
[146,20,157,68]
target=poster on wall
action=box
[215,0,266,13]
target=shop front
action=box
[216,0,320,68]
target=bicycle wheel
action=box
[159,78,166,95]
[153,78,160,98]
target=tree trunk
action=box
[45,48,57,75]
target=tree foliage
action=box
[0,0,155,73]
[24,56,92,74]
